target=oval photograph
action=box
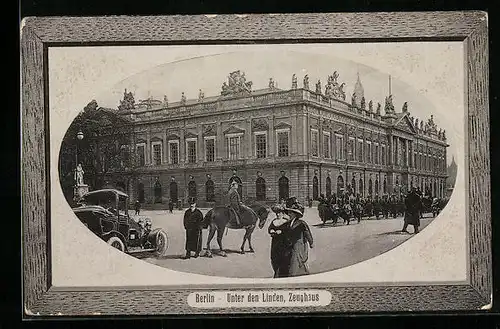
[58,48,457,279]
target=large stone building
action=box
[99,70,449,207]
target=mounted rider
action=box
[228,180,243,226]
[227,180,259,227]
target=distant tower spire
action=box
[389,75,392,95]
[353,71,365,108]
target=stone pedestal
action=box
[74,184,89,201]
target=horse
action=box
[201,203,269,257]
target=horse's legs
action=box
[240,228,248,254]
[247,226,256,253]
[205,225,216,257]
[216,228,226,257]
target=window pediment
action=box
[252,118,269,132]
[150,136,162,142]
[274,122,292,130]
[185,132,198,139]
[166,134,180,140]
[224,126,245,135]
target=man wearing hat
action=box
[402,186,422,234]
[182,197,204,259]
[227,180,243,226]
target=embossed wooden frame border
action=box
[21,12,491,317]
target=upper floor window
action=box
[357,139,363,162]
[347,137,355,161]
[151,141,162,166]
[168,140,179,164]
[136,143,146,166]
[227,135,241,160]
[205,137,215,162]
[323,132,331,158]
[335,134,344,160]
[311,129,319,157]
[186,139,197,163]
[277,130,289,157]
[255,132,267,159]
[367,141,372,163]
[381,144,386,165]
[374,143,379,165]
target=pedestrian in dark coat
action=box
[134,200,141,215]
[268,204,290,278]
[168,199,174,213]
[183,198,204,259]
[402,187,422,234]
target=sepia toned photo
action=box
[21,13,491,316]
[57,46,456,280]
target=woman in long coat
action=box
[284,198,314,277]
[183,198,204,259]
[268,198,314,277]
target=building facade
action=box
[101,70,449,207]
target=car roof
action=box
[82,189,129,198]
[73,205,114,215]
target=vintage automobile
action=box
[72,189,168,256]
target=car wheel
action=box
[154,230,169,257]
[107,236,125,252]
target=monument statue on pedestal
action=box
[75,163,84,186]
[73,163,89,201]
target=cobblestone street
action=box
[135,207,434,278]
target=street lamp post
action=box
[76,130,84,168]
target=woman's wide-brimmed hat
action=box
[284,197,304,218]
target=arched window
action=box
[375,180,379,196]
[256,177,266,201]
[336,175,344,195]
[326,177,332,197]
[351,178,356,195]
[137,182,145,203]
[278,176,289,201]
[154,180,162,203]
[188,180,197,199]
[229,176,243,197]
[359,178,363,196]
[169,181,178,202]
[205,180,215,202]
[312,176,319,200]
[383,179,387,194]
[368,179,373,196]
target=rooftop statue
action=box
[269,78,275,89]
[163,95,168,107]
[315,80,322,94]
[402,102,408,113]
[303,74,309,90]
[384,95,395,115]
[376,102,381,115]
[292,74,297,89]
[420,121,424,131]
[220,70,253,96]
[360,97,366,111]
[368,100,373,112]
[181,92,186,105]
[337,83,346,100]
[198,89,205,101]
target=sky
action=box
[56,43,462,165]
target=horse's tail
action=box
[202,209,214,229]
